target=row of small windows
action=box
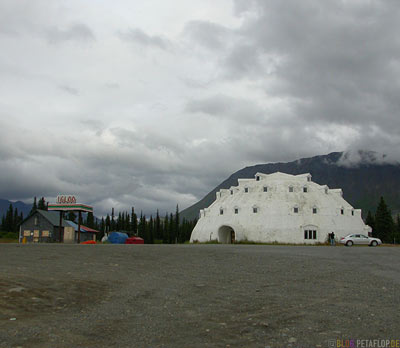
[292,207,317,214]
[220,207,258,215]
[220,206,316,215]
[217,207,354,216]
[255,175,312,182]
[341,208,354,216]
[231,186,310,194]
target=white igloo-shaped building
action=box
[190,172,371,244]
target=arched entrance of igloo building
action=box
[218,225,235,244]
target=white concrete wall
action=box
[190,172,370,244]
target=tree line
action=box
[1,196,197,243]
[96,205,197,244]
[0,204,23,234]
[366,196,400,244]
[6,195,398,244]
[0,197,48,235]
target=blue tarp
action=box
[108,232,129,244]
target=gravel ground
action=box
[0,244,399,348]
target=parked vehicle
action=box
[340,234,382,247]
[125,237,144,244]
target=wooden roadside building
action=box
[19,209,98,243]
[19,210,70,243]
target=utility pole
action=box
[59,211,63,242]
[78,211,82,243]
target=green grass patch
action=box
[0,231,18,240]
[0,238,19,243]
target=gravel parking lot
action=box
[0,244,399,348]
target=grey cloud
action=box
[59,85,79,96]
[0,121,225,216]
[223,43,264,79]
[336,150,396,168]
[185,94,266,124]
[183,20,230,51]
[105,82,120,89]
[118,28,170,50]
[217,0,400,151]
[45,23,95,44]
[0,135,197,216]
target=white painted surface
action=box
[190,172,371,244]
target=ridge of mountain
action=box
[181,151,400,221]
[0,199,32,220]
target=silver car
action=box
[340,234,382,247]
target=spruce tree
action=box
[163,213,169,244]
[117,212,122,231]
[13,208,19,232]
[67,211,76,222]
[175,204,180,243]
[38,197,46,210]
[86,212,95,228]
[169,213,174,243]
[111,208,115,231]
[149,215,154,244]
[105,214,111,233]
[101,217,105,233]
[155,210,161,240]
[138,212,145,239]
[131,207,138,236]
[365,210,375,236]
[30,197,37,215]
[395,215,400,244]
[4,204,13,232]
[374,197,394,243]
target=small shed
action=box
[65,221,98,242]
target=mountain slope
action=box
[181,151,400,221]
[0,199,32,220]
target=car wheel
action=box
[371,241,378,247]
[346,241,353,247]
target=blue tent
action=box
[108,232,129,244]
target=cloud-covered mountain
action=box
[181,151,400,221]
[0,199,31,220]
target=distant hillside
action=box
[0,199,31,219]
[181,151,400,221]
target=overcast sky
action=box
[1,0,400,216]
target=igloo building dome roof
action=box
[190,172,371,244]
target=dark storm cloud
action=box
[182,0,400,163]
[45,23,95,44]
[226,0,400,129]
[118,28,171,50]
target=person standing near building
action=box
[330,232,335,246]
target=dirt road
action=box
[1,244,399,348]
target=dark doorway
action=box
[218,225,235,244]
